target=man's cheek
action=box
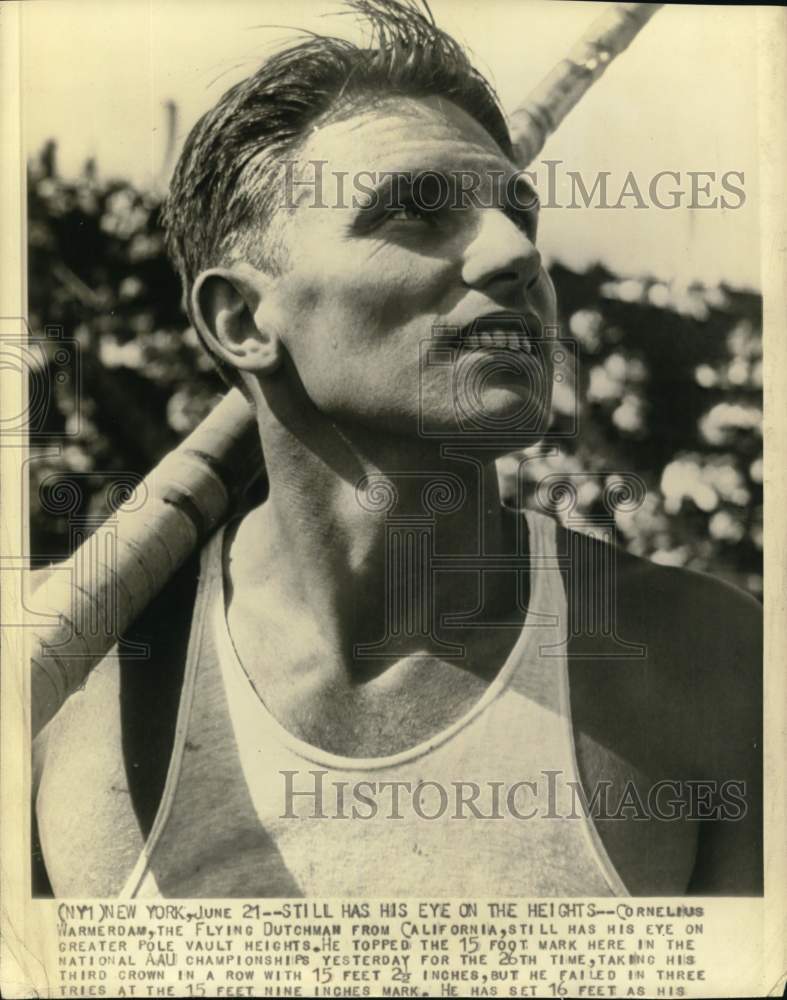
[338,257,441,321]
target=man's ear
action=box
[190,266,281,374]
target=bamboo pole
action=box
[510,3,663,167]
[30,389,259,735]
[29,2,663,737]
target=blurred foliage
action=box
[27,143,763,599]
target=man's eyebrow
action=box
[348,164,542,215]
[352,170,416,211]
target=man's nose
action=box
[460,209,542,294]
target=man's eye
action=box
[505,206,539,240]
[387,202,433,224]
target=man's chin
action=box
[451,384,550,432]
[418,392,551,450]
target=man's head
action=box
[164,0,556,451]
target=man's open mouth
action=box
[455,312,542,353]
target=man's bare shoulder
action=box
[30,567,120,775]
[33,645,124,795]
[31,552,197,797]
[558,522,761,663]
[557,525,762,894]
[558,523,762,775]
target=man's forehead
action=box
[299,94,517,178]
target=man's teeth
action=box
[462,329,533,352]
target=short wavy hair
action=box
[163,0,513,387]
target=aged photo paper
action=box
[1,1,785,997]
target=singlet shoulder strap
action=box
[522,506,559,551]
[118,548,202,836]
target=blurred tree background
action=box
[27,142,763,599]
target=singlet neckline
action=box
[213,507,560,772]
[118,505,632,899]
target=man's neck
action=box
[226,417,527,676]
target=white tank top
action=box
[121,509,629,898]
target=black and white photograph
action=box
[1,0,784,996]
